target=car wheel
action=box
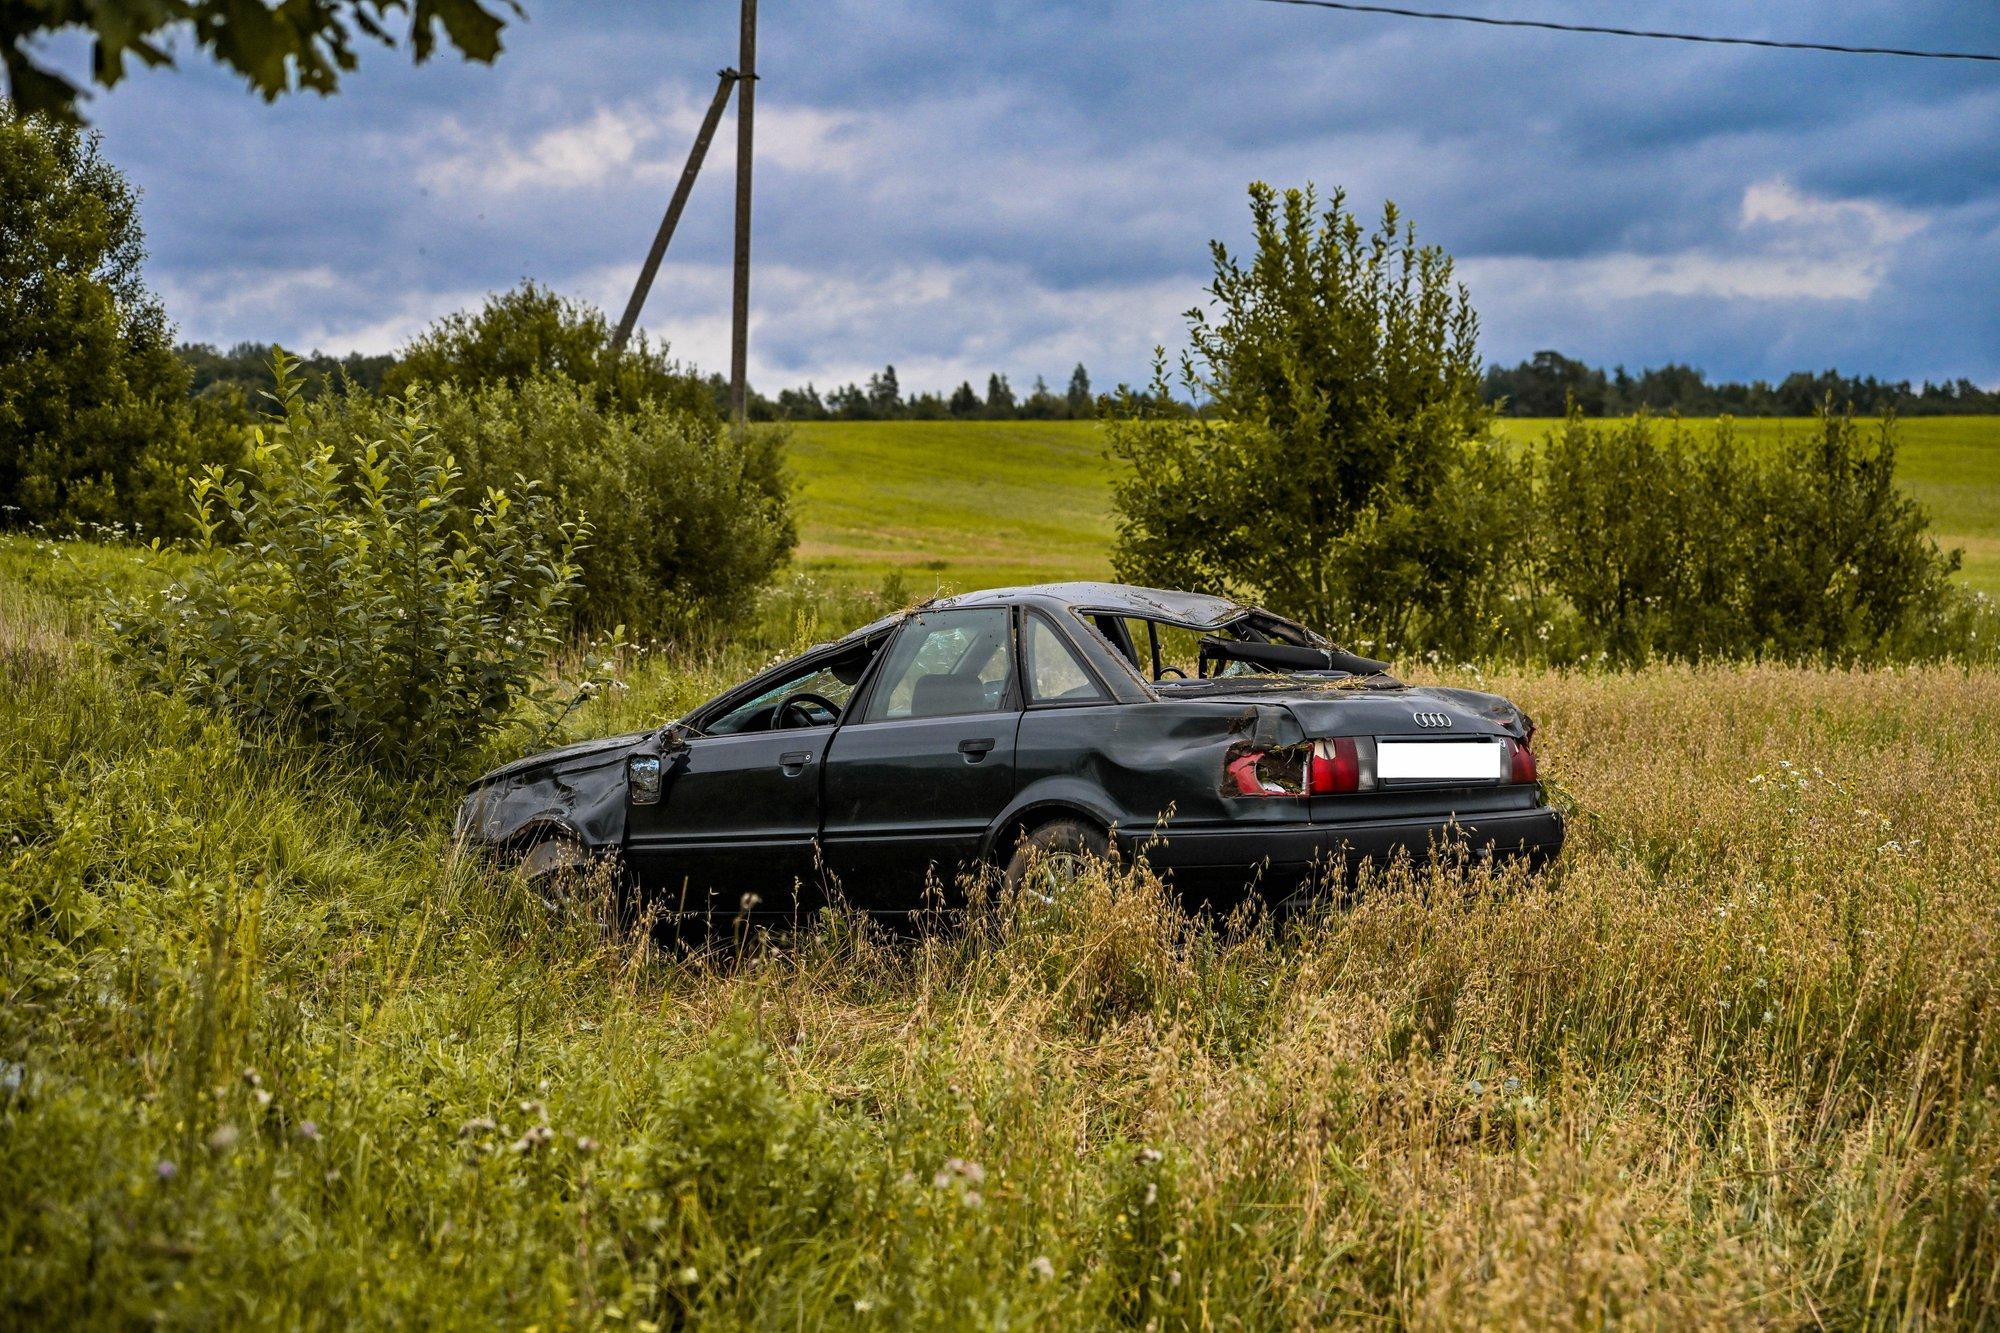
[516,834,636,927]
[519,833,591,883]
[1002,817,1111,901]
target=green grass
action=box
[788,416,2000,595]
[786,420,1113,594]
[5,558,2000,1325]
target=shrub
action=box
[307,374,795,639]
[385,281,716,422]
[1106,183,1508,655]
[1533,409,1964,664]
[108,355,582,778]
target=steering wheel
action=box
[1156,666,1189,680]
[777,692,841,729]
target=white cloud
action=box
[418,85,877,200]
[1464,178,1928,309]
[157,266,489,354]
[596,256,1193,392]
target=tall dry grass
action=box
[3,584,1996,1326]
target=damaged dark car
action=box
[457,583,1564,921]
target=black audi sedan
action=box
[458,583,1564,920]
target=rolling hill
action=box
[787,416,2000,595]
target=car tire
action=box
[1002,817,1111,900]
[518,833,591,883]
[517,834,637,929]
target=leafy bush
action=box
[108,356,582,778]
[1533,410,1964,663]
[385,281,716,422]
[1106,181,1971,665]
[307,374,795,638]
[1106,183,1508,655]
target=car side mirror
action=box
[627,754,663,804]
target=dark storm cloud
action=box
[60,0,2000,388]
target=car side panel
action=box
[1010,701,1318,839]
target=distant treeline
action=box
[173,345,1146,421]
[1485,350,2000,417]
[176,341,1999,424]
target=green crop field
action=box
[788,416,2000,595]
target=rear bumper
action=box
[1118,805,1565,899]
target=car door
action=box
[821,607,1021,912]
[623,654,864,920]
[624,728,830,919]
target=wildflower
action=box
[1133,1146,1163,1167]
[1502,1077,1521,1095]
[242,1068,262,1089]
[1466,1079,1484,1096]
[1029,1256,1055,1281]
[156,1159,177,1181]
[512,1124,555,1154]
[933,1157,985,1188]
[575,1136,600,1154]
[458,1116,497,1139]
[207,1123,239,1153]
[853,1298,876,1313]
[296,1120,320,1142]
[254,1088,273,1107]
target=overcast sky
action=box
[51,0,2000,393]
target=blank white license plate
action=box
[1377,739,1503,783]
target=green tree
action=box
[1065,362,1093,416]
[387,281,714,421]
[0,109,230,538]
[866,365,902,416]
[3,0,520,123]
[948,381,982,417]
[1106,182,1500,652]
[984,372,1016,419]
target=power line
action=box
[1249,0,2000,63]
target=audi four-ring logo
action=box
[1412,712,1453,728]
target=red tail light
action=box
[1309,736,1361,794]
[1507,736,1538,784]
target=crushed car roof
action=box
[929,582,1251,629]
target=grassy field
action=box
[788,416,2000,594]
[5,549,2000,1326]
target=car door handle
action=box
[957,737,996,762]
[779,750,814,776]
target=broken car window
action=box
[705,646,876,734]
[863,608,1016,722]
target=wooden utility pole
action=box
[729,0,757,426]
[612,68,739,354]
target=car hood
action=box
[1161,678,1531,740]
[467,730,652,791]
